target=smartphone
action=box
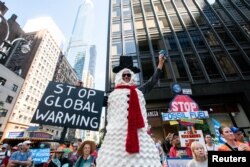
[159,49,168,57]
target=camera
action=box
[159,49,168,57]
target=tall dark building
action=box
[107,0,250,139]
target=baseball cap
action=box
[23,140,32,145]
[231,126,240,133]
[18,142,23,146]
[2,144,8,148]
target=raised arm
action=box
[138,54,166,95]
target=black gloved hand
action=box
[102,96,108,107]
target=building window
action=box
[185,54,205,81]
[176,31,192,50]
[0,77,6,86]
[124,40,136,54]
[123,7,131,17]
[25,95,30,101]
[0,110,7,117]
[112,23,121,33]
[12,84,18,92]
[214,51,237,77]
[124,22,132,33]
[6,96,13,103]
[112,7,120,18]
[171,55,189,81]
[112,41,122,56]
[199,53,221,79]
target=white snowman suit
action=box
[96,68,161,167]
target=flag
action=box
[211,118,225,144]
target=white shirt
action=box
[187,159,208,167]
[205,144,218,151]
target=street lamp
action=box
[0,14,31,65]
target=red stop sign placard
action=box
[170,95,199,112]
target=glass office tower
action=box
[107,0,250,140]
[66,0,94,80]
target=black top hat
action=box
[113,56,140,73]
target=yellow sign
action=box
[180,118,203,124]
[170,120,179,125]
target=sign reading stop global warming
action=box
[31,82,104,131]
[162,95,209,122]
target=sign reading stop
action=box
[170,95,199,112]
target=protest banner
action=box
[162,95,209,125]
[162,111,209,121]
[30,148,50,164]
[31,82,105,131]
[179,130,206,147]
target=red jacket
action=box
[169,146,192,158]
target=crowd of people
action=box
[1,55,249,167]
[156,126,250,167]
[0,126,249,167]
[0,139,98,167]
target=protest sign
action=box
[30,148,50,164]
[179,130,206,147]
[31,82,105,131]
[162,95,209,125]
[162,111,209,121]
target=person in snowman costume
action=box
[96,54,166,167]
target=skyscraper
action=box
[3,17,64,139]
[107,0,250,140]
[66,0,97,141]
[66,0,95,80]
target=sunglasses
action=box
[26,144,31,146]
[122,73,131,77]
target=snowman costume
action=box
[97,57,162,167]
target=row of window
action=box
[0,77,18,92]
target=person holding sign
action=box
[169,134,192,158]
[96,54,166,167]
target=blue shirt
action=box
[10,151,32,161]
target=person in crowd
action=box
[74,140,96,167]
[17,143,22,151]
[68,143,79,165]
[231,126,245,143]
[152,135,164,165]
[48,148,72,167]
[63,143,71,158]
[204,134,218,151]
[97,54,166,167]
[169,134,192,158]
[187,141,208,167]
[0,144,11,164]
[162,133,174,157]
[7,140,33,167]
[77,139,82,148]
[0,144,11,167]
[218,126,250,151]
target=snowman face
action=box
[122,70,132,83]
[115,68,136,86]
